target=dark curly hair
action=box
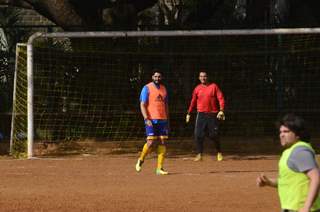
[277,114,310,142]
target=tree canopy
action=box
[0,0,320,30]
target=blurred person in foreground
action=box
[257,114,320,212]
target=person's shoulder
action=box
[291,145,314,157]
[160,83,167,88]
[192,84,201,92]
[160,84,168,91]
[195,84,202,89]
[141,84,149,92]
[209,82,218,86]
[293,145,311,152]
[208,83,219,88]
[145,82,153,86]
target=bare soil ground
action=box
[0,153,280,212]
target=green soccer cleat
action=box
[193,153,202,162]
[217,152,223,161]
[135,159,144,172]
[156,168,169,175]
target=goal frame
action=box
[21,27,320,158]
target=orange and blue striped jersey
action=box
[140,82,168,120]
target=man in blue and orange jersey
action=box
[135,70,169,175]
[186,71,225,162]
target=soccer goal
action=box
[11,29,320,158]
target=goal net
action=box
[11,30,320,157]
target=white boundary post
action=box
[26,42,34,158]
[26,27,320,158]
[27,32,42,158]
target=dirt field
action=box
[0,153,282,212]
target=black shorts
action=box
[194,112,219,138]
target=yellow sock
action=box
[139,143,150,161]
[157,145,166,169]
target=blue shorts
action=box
[145,120,169,140]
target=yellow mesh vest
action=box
[278,141,320,211]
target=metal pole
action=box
[26,43,34,158]
[26,32,42,158]
[40,28,320,38]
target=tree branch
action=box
[0,0,34,9]
[24,0,85,30]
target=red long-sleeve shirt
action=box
[187,83,225,113]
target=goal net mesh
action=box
[11,33,320,155]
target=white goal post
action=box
[20,27,320,158]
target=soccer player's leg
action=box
[136,122,156,172]
[194,113,206,161]
[156,121,169,175]
[208,114,223,161]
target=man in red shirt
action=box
[186,71,225,161]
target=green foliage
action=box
[0,8,30,53]
[0,8,31,117]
